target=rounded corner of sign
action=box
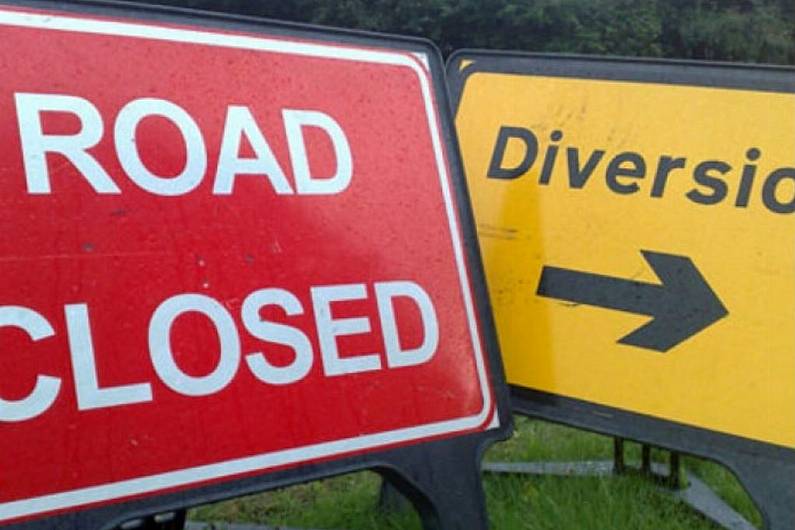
[438,375,496,436]
[484,405,501,431]
[450,61,487,92]
[470,385,498,433]
[406,36,442,65]
[392,52,434,83]
[445,53,473,74]
[408,51,432,72]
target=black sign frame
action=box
[446,49,795,530]
[0,4,513,529]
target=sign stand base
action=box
[511,390,795,530]
[375,439,493,530]
[378,436,758,530]
[480,437,756,530]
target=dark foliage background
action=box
[146,0,795,64]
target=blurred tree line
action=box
[151,0,794,64]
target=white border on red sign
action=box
[0,7,495,523]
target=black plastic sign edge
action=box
[0,5,513,530]
[445,49,795,530]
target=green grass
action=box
[189,417,762,529]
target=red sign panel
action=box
[0,6,495,524]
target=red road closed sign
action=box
[0,5,497,525]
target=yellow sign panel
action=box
[453,57,795,448]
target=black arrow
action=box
[536,250,728,352]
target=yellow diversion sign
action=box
[449,54,795,448]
